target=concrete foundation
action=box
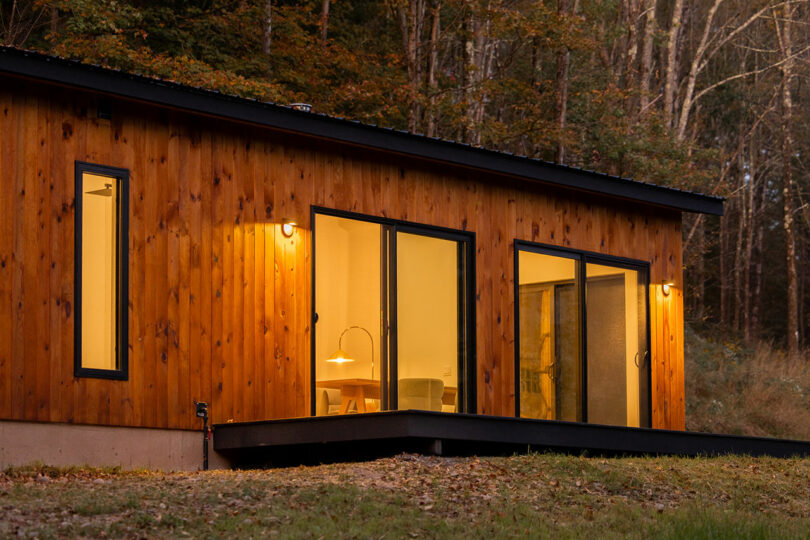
[0,420,232,471]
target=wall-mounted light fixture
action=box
[662,281,675,297]
[327,325,375,379]
[281,218,297,238]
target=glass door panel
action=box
[314,214,383,416]
[517,250,581,421]
[585,263,649,427]
[555,283,581,421]
[396,232,461,413]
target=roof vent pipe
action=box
[290,103,312,112]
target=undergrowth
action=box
[685,326,810,440]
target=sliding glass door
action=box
[313,211,473,416]
[515,242,650,427]
[585,263,650,427]
[313,214,383,415]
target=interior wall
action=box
[396,232,458,389]
[314,215,381,382]
[518,251,575,285]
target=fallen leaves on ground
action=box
[1,453,809,538]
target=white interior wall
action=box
[396,232,458,388]
[314,215,381,382]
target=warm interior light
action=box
[86,183,113,197]
[327,326,374,377]
[281,218,297,238]
[82,173,118,370]
[326,347,355,364]
[662,281,675,296]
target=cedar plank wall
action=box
[0,79,685,431]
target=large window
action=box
[74,162,129,379]
[312,210,474,416]
[515,242,650,427]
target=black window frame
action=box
[74,161,130,380]
[311,206,476,415]
[513,239,652,426]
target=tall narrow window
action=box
[515,242,650,427]
[75,162,129,379]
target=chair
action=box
[315,388,342,416]
[441,390,458,413]
[398,378,444,412]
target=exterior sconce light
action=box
[662,281,675,297]
[281,218,297,238]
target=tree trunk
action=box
[50,6,58,35]
[743,131,758,343]
[320,0,330,44]
[555,0,578,163]
[751,163,767,339]
[554,37,569,160]
[777,3,799,357]
[720,210,728,329]
[733,134,745,334]
[426,1,441,138]
[663,0,684,130]
[263,0,272,55]
[464,2,481,144]
[639,0,656,114]
[398,0,425,133]
[676,0,722,141]
[622,0,640,90]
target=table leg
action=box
[355,386,367,413]
[339,395,352,415]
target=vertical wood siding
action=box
[0,80,685,430]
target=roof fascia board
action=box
[0,48,723,215]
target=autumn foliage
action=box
[3,0,810,351]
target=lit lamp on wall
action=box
[281,218,297,238]
[327,325,375,379]
[662,280,675,297]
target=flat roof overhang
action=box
[213,411,810,467]
[0,47,723,216]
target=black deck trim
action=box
[213,411,810,466]
[0,47,723,216]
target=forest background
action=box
[2,0,810,436]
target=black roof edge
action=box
[0,47,723,216]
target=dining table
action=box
[316,378,457,413]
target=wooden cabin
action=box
[0,47,723,470]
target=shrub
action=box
[685,326,810,441]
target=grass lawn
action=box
[2,453,809,538]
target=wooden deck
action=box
[213,411,810,467]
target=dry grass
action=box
[2,454,809,538]
[685,327,810,440]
